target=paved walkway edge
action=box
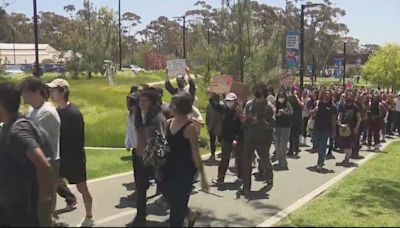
[257,140,397,227]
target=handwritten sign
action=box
[209,75,234,94]
[230,82,250,101]
[167,59,187,78]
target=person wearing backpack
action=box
[0,82,53,226]
[21,77,76,225]
[240,84,275,197]
[337,94,361,167]
[164,93,209,227]
[127,89,166,227]
[47,79,95,227]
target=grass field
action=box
[19,71,211,148]
[279,141,400,227]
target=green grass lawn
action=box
[279,141,400,227]
[86,147,211,179]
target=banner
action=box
[286,32,300,68]
[167,59,186,78]
[230,82,250,102]
[209,75,234,94]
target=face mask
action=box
[278,98,285,103]
[226,101,235,109]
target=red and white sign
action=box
[209,75,234,94]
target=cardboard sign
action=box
[167,59,186,78]
[209,75,234,94]
[230,82,250,101]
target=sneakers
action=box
[65,201,77,212]
[326,154,336,160]
[79,217,95,227]
[212,178,224,185]
[154,196,169,209]
[314,164,323,172]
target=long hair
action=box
[134,90,161,128]
[276,90,288,111]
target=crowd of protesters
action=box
[1,67,400,227]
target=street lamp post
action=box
[343,42,347,89]
[118,0,122,70]
[33,0,40,77]
[300,3,324,90]
[174,16,187,59]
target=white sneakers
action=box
[79,217,95,227]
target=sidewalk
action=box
[56,140,391,227]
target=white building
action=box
[0,43,61,64]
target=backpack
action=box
[143,130,170,182]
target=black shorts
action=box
[59,160,87,185]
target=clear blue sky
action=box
[5,0,400,45]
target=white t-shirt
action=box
[125,113,137,149]
[27,102,61,160]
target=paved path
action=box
[56,139,393,227]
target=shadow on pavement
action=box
[191,207,257,227]
[306,166,335,174]
[287,155,301,160]
[122,182,136,191]
[214,180,242,191]
[115,197,169,217]
[203,159,220,167]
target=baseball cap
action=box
[225,92,237,101]
[47,78,70,89]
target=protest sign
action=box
[167,59,186,78]
[209,75,234,94]
[230,82,250,101]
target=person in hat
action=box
[47,79,94,227]
[205,90,223,160]
[208,92,244,184]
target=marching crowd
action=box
[1,69,400,227]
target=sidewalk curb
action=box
[257,140,398,227]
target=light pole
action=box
[33,0,40,77]
[174,16,187,59]
[118,0,122,70]
[11,27,16,64]
[300,3,324,90]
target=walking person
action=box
[288,89,304,156]
[21,77,76,225]
[127,90,165,227]
[393,92,400,135]
[367,95,386,152]
[164,93,209,227]
[274,91,293,170]
[0,82,53,227]
[240,84,275,197]
[337,94,361,167]
[311,90,337,172]
[205,92,223,160]
[104,61,115,86]
[301,89,310,147]
[208,92,244,184]
[47,79,95,226]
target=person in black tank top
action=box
[164,93,209,227]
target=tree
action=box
[362,44,400,89]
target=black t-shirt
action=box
[0,119,40,225]
[57,104,86,164]
[314,102,337,132]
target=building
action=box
[0,43,61,64]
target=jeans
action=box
[166,175,193,227]
[275,127,291,167]
[242,134,273,191]
[313,130,330,166]
[302,116,309,138]
[368,119,381,146]
[218,139,244,180]
[289,125,301,155]
[132,154,152,219]
[209,131,221,156]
